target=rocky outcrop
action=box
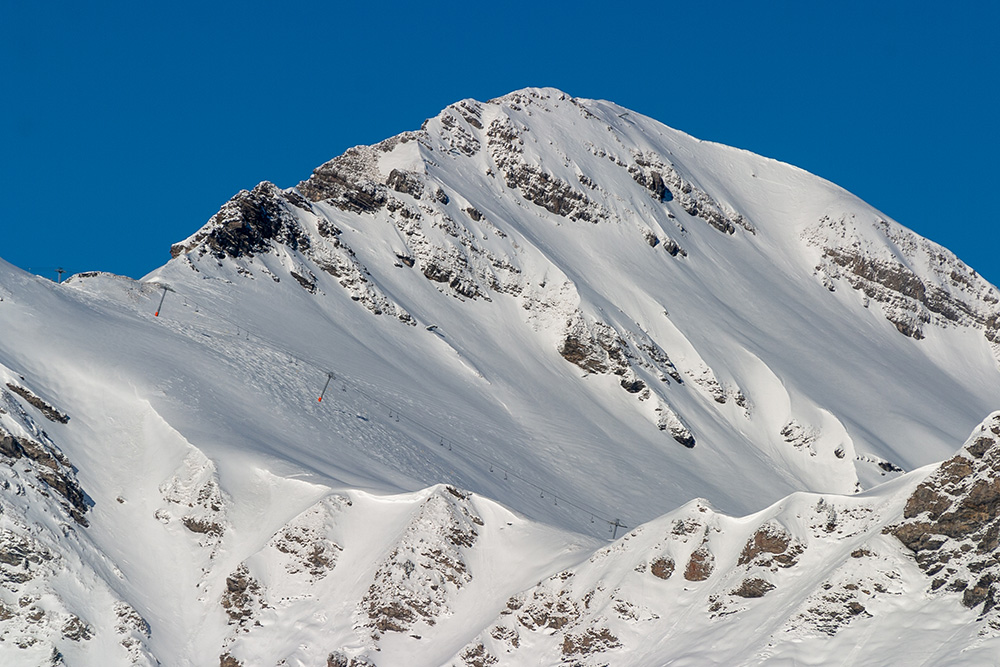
[557,311,704,446]
[561,627,621,659]
[361,487,483,640]
[155,450,228,552]
[684,542,715,581]
[487,114,610,224]
[655,402,696,447]
[628,150,753,235]
[1,381,88,525]
[737,522,803,569]
[731,577,775,598]
[781,420,818,456]
[297,138,401,211]
[114,602,153,664]
[5,383,69,423]
[170,181,311,259]
[327,651,378,667]
[440,101,484,154]
[891,412,1000,617]
[558,316,629,377]
[649,556,675,579]
[477,576,626,666]
[221,564,263,628]
[267,496,345,580]
[0,429,88,525]
[806,215,1000,350]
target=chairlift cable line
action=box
[159,286,628,533]
[146,283,628,536]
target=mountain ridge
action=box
[1,87,999,664]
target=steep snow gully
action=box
[1,88,999,665]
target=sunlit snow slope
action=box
[1,87,999,665]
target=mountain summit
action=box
[1,88,999,665]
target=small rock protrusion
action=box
[732,577,775,598]
[650,556,674,580]
[684,545,715,581]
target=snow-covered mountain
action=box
[1,87,999,665]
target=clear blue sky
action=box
[3,1,998,285]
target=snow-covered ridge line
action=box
[3,87,1000,664]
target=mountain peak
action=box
[4,90,1000,664]
[158,89,1000,499]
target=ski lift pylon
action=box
[318,372,334,402]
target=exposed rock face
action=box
[219,653,242,667]
[627,150,753,235]
[267,498,344,580]
[459,642,498,667]
[114,602,153,663]
[558,316,628,376]
[684,543,715,581]
[486,111,608,225]
[649,556,674,580]
[171,181,311,260]
[561,627,621,658]
[556,309,702,446]
[361,487,483,639]
[221,564,263,627]
[171,176,414,321]
[0,430,88,525]
[731,577,775,598]
[891,412,1000,617]
[479,573,629,666]
[327,651,378,667]
[5,383,69,423]
[1,382,88,525]
[807,215,1000,352]
[655,403,696,447]
[437,100,484,156]
[0,527,55,583]
[297,139,398,211]
[737,522,803,569]
[386,168,425,199]
[156,450,228,552]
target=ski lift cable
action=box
[172,289,627,532]
[145,283,627,534]
[152,284,622,525]
[332,376,619,525]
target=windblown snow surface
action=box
[2,88,1000,665]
